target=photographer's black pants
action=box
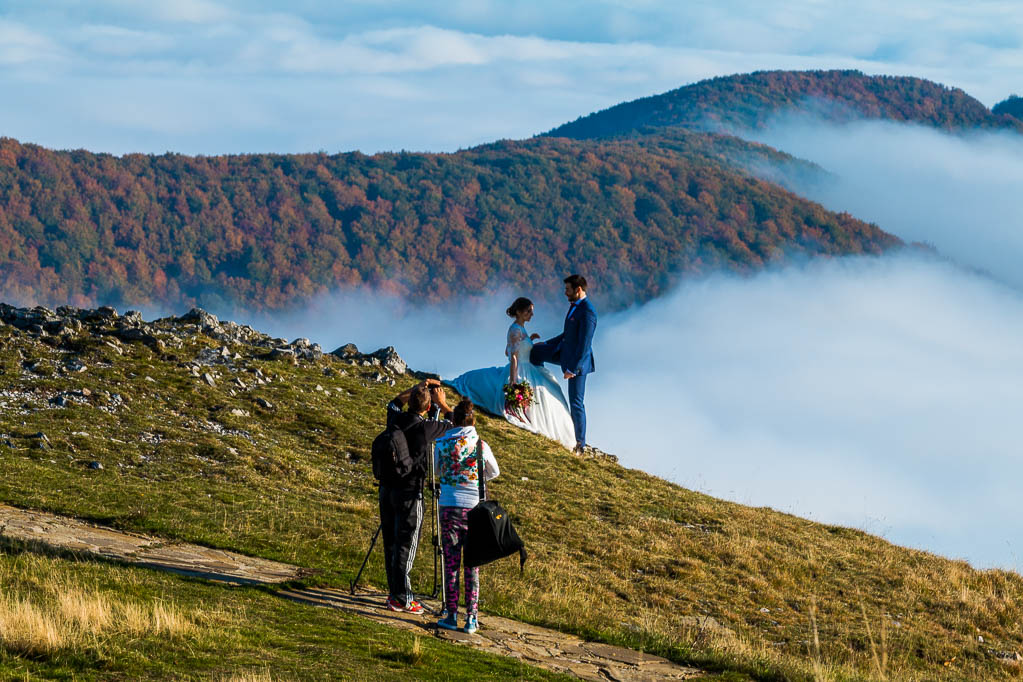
[378,485,423,606]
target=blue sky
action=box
[2,0,1022,155]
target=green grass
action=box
[2,317,1023,681]
[0,549,575,681]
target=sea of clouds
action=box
[247,253,1023,571]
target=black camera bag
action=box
[464,442,527,571]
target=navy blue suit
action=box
[530,297,597,447]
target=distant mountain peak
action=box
[544,69,1022,140]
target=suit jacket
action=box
[547,297,597,376]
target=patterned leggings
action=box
[440,506,479,617]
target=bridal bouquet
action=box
[503,380,533,417]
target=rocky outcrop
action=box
[1,302,417,381]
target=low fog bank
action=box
[254,254,1023,570]
[746,117,1023,291]
[590,255,1023,570]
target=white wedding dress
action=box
[447,323,576,450]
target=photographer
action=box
[380,379,453,613]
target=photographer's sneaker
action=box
[436,613,459,631]
[463,614,479,634]
[386,597,425,614]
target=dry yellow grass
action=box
[0,555,198,659]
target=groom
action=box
[530,274,597,454]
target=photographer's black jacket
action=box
[385,399,453,493]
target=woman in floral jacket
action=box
[434,398,500,634]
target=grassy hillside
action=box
[0,128,899,314]
[0,552,574,681]
[2,304,1022,681]
[546,69,1023,140]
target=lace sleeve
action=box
[505,324,527,358]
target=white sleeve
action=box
[480,441,500,482]
[505,325,526,358]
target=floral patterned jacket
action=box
[434,426,500,508]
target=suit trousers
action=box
[568,373,587,447]
[528,340,560,367]
[378,485,423,606]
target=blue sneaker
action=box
[463,614,478,634]
[437,612,459,631]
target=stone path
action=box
[0,504,704,680]
[0,504,308,585]
[281,586,703,681]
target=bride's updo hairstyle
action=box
[506,297,533,318]
[453,397,476,427]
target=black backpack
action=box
[464,443,527,571]
[370,422,415,484]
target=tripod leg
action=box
[436,481,447,613]
[350,524,382,595]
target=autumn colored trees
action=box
[546,70,1023,139]
[0,128,902,313]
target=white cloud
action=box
[74,25,177,57]
[106,0,234,25]
[0,19,66,66]
[2,2,1023,153]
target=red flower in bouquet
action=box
[503,380,533,418]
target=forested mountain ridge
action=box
[545,69,1023,140]
[0,130,899,313]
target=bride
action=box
[446,298,576,450]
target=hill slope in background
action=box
[0,131,898,313]
[2,304,1023,680]
[545,69,1023,140]
[993,95,1023,120]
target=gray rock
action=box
[369,346,407,375]
[202,373,217,387]
[114,327,160,347]
[255,397,274,410]
[65,359,88,373]
[88,461,104,470]
[330,343,360,359]
[178,308,220,328]
[269,347,298,363]
[79,306,118,322]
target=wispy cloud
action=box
[0,19,66,67]
[1,2,1022,153]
